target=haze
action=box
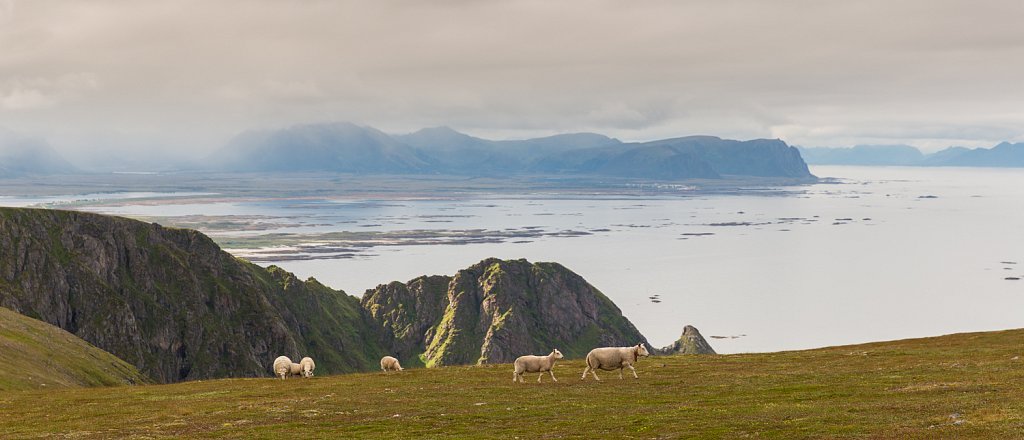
[2,0,1023,160]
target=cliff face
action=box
[362,258,649,367]
[0,207,385,383]
[657,325,716,355]
[0,207,655,382]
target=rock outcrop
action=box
[657,325,716,355]
[0,207,386,383]
[0,207,656,381]
[362,258,649,367]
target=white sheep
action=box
[580,343,650,381]
[380,356,403,372]
[272,355,294,380]
[513,349,564,383]
[299,357,316,378]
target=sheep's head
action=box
[636,343,650,357]
[551,349,564,359]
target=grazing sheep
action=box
[580,343,650,381]
[272,355,294,380]
[299,357,316,378]
[289,362,302,376]
[513,349,564,383]
[380,356,403,372]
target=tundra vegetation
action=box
[1,329,1023,438]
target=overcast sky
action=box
[2,0,1023,155]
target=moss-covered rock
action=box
[657,325,716,355]
[0,207,386,383]
[363,258,649,367]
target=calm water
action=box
[6,166,1024,353]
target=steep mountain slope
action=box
[362,258,649,368]
[210,122,430,173]
[0,306,148,390]
[0,207,386,383]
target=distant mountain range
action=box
[0,136,78,177]
[208,122,816,180]
[798,142,1024,167]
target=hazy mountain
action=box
[61,147,199,173]
[0,136,78,177]
[532,136,813,179]
[210,122,430,173]
[396,127,621,174]
[921,146,971,165]
[798,145,925,166]
[924,142,1024,167]
[396,126,519,173]
[799,142,1024,168]
[211,123,811,180]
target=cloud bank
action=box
[1,0,1023,155]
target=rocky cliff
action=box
[657,325,716,355]
[362,258,649,367]
[0,207,386,383]
[0,207,656,382]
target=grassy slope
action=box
[0,307,149,391]
[2,329,1023,439]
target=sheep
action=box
[512,349,563,383]
[299,357,316,378]
[272,355,294,380]
[580,343,650,381]
[380,356,403,372]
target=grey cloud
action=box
[1,0,1022,156]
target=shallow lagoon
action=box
[4,166,1023,353]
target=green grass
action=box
[2,329,1023,439]
[0,307,149,391]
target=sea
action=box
[3,165,1023,354]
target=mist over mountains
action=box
[0,135,78,177]
[208,122,815,180]
[799,142,1024,167]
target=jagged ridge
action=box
[362,258,649,368]
[0,207,386,383]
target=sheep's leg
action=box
[549,370,558,382]
[628,364,638,379]
[537,372,543,383]
[512,371,518,383]
[618,368,624,379]
[580,366,590,380]
[591,369,601,381]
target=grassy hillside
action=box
[2,329,1023,438]
[0,307,148,391]
[0,207,387,382]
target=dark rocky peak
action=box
[657,325,716,355]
